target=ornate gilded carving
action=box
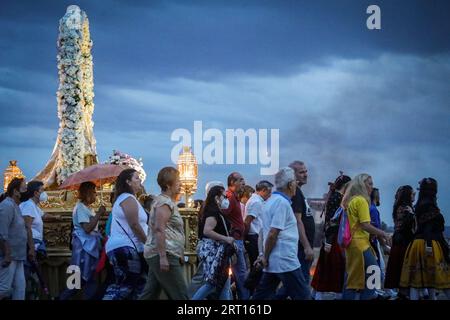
[179,207,199,256]
[43,219,72,248]
[40,190,112,212]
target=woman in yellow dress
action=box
[341,174,391,300]
[400,178,450,300]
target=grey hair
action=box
[274,167,296,190]
[255,180,274,192]
[289,160,304,168]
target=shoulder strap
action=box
[114,218,138,252]
[218,213,230,237]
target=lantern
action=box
[177,146,198,207]
[3,160,25,192]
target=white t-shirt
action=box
[20,199,44,241]
[245,193,264,235]
[73,201,98,232]
[106,193,148,254]
[261,192,300,273]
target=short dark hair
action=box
[115,168,137,197]
[370,188,380,202]
[6,177,25,197]
[78,181,96,202]
[157,167,179,192]
[255,180,274,192]
[22,180,44,202]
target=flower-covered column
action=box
[34,5,98,187]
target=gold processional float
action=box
[1,5,200,297]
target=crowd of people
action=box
[0,161,449,300]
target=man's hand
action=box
[255,255,268,268]
[28,249,36,262]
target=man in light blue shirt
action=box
[252,167,311,300]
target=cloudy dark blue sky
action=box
[1,0,449,225]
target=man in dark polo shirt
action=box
[289,161,315,283]
[222,172,249,300]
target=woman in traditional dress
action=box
[384,185,415,299]
[311,174,351,299]
[400,178,450,300]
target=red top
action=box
[222,189,245,240]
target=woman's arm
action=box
[360,222,391,245]
[153,204,171,272]
[80,206,105,234]
[121,199,146,244]
[203,216,234,244]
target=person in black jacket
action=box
[384,185,415,299]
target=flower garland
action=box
[107,150,147,183]
[80,14,97,156]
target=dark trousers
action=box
[245,234,259,267]
[252,268,311,300]
[297,241,313,283]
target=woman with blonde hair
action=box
[341,174,391,300]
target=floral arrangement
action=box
[55,6,95,184]
[107,150,146,183]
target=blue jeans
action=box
[191,278,232,300]
[252,268,311,300]
[275,243,312,299]
[232,240,249,300]
[342,248,378,300]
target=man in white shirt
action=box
[244,180,273,267]
[252,167,311,300]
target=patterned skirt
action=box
[198,238,232,291]
[103,246,148,300]
[400,239,450,289]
